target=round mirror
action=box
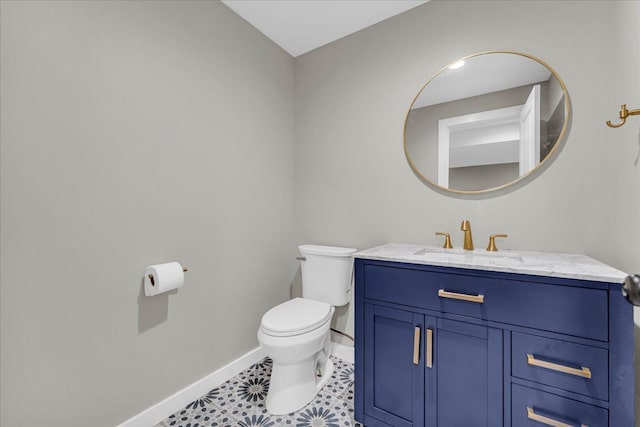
[404,51,570,194]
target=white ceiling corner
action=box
[221,0,430,57]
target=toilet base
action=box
[266,357,334,415]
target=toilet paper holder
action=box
[148,266,188,287]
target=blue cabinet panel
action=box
[364,304,424,427]
[512,332,609,401]
[607,288,635,427]
[363,262,609,341]
[511,383,608,427]
[432,318,502,427]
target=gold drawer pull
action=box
[438,289,485,303]
[426,328,433,368]
[527,407,588,427]
[527,354,592,379]
[413,327,420,365]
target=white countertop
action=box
[354,243,627,284]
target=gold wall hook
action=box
[435,232,453,249]
[606,104,640,128]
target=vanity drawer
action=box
[363,264,440,310]
[363,263,609,341]
[512,332,609,401]
[512,383,608,427]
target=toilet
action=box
[257,244,356,415]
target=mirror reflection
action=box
[404,51,569,193]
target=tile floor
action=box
[157,356,356,427]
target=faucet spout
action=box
[460,220,474,250]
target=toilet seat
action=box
[260,298,332,337]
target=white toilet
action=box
[257,244,356,415]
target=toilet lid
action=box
[261,298,332,337]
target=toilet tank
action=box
[299,244,357,307]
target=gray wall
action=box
[294,3,639,416]
[0,1,295,426]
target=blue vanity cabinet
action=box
[354,257,634,427]
[363,304,424,427]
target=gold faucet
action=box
[486,234,508,252]
[435,232,453,249]
[460,220,474,250]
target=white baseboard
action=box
[116,347,265,427]
[117,341,354,427]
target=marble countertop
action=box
[354,243,627,284]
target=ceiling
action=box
[413,53,552,109]
[221,0,430,57]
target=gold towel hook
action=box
[606,104,640,128]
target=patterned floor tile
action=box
[292,405,352,427]
[157,356,355,427]
[228,410,300,427]
[158,405,226,427]
[226,399,270,419]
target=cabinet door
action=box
[426,317,503,427]
[364,304,425,427]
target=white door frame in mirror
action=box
[437,104,524,187]
[519,84,541,176]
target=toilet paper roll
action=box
[144,262,185,296]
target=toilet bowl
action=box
[257,244,356,415]
[258,298,335,414]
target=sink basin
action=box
[413,246,524,263]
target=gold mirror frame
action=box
[403,50,571,195]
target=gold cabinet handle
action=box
[426,328,433,368]
[527,407,588,427]
[527,354,592,379]
[438,289,485,303]
[413,327,421,365]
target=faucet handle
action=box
[486,234,508,252]
[435,232,453,249]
